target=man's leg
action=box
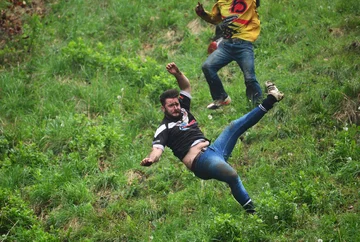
[202,43,232,102]
[192,150,254,213]
[212,81,284,161]
[212,105,267,161]
[192,82,283,213]
[234,40,263,106]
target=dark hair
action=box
[159,89,179,106]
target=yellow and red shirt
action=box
[199,0,260,42]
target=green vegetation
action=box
[0,0,359,241]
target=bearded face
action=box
[162,97,181,119]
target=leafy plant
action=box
[0,188,59,241]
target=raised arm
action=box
[166,62,191,94]
[195,2,222,25]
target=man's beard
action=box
[164,109,182,120]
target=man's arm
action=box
[140,147,163,166]
[195,2,222,25]
[166,62,191,94]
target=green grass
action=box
[0,0,359,241]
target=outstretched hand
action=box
[166,62,181,75]
[195,2,205,16]
[140,157,154,167]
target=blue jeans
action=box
[192,106,266,207]
[202,39,263,104]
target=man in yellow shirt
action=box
[196,0,262,109]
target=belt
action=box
[222,38,244,44]
[190,147,208,171]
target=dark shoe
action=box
[243,200,256,214]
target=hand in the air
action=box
[166,62,180,75]
[195,2,205,16]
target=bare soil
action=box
[0,0,46,48]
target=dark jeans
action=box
[202,38,262,104]
[192,106,267,207]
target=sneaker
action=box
[206,96,231,109]
[265,81,284,101]
[243,200,256,214]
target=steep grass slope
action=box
[0,0,359,241]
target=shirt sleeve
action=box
[179,90,192,111]
[152,123,167,150]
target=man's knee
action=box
[221,167,239,180]
[202,62,211,73]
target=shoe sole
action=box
[265,82,284,101]
[206,97,231,109]
[207,101,231,109]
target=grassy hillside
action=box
[0,0,359,241]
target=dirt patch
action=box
[187,18,205,36]
[125,169,146,185]
[328,27,344,38]
[0,0,46,48]
[333,93,360,125]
